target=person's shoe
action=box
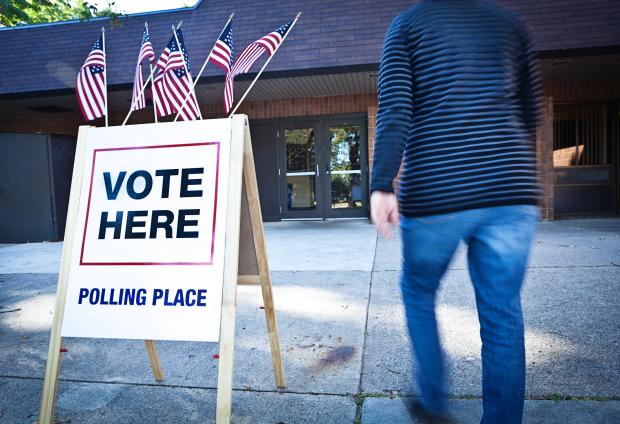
[402,398,457,424]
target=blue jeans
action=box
[400,205,539,423]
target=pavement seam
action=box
[0,374,356,398]
[375,264,620,272]
[353,230,380,424]
[2,263,617,276]
[5,375,616,403]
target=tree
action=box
[0,0,121,27]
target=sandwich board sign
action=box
[39,115,285,423]
[64,120,228,341]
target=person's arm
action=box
[371,15,414,193]
[370,15,413,238]
[516,22,541,145]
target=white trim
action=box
[286,171,315,177]
[330,170,361,175]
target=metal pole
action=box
[172,25,203,120]
[228,12,302,117]
[102,27,109,127]
[173,13,234,122]
[122,21,183,126]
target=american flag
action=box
[76,35,106,121]
[152,29,200,121]
[207,20,234,112]
[130,26,156,111]
[224,21,293,113]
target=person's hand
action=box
[371,191,399,239]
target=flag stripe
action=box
[89,70,106,111]
[77,72,95,120]
[82,69,100,117]
[76,35,106,121]
[132,63,145,110]
[131,27,156,112]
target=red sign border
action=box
[79,142,221,266]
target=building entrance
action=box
[248,114,369,221]
[278,116,368,219]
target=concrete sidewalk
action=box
[0,219,619,423]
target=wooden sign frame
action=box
[39,115,285,424]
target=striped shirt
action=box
[371,0,541,217]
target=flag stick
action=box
[172,24,203,120]
[173,13,234,122]
[146,23,158,124]
[228,12,302,117]
[122,21,183,126]
[149,63,157,123]
[102,27,109,127]
[122,62,157,126]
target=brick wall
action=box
[0,93,378,136]
[537,96,554,220]
[545,80,620,103]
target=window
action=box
[553,103,609,166]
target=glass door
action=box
[279,122,323,219]
[322,119,369,218]
[277,116,369,219]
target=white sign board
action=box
[61,119,232,342]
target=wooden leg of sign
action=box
[242,124,286,388]
[257,264,286,387]
[144,340,165,381]
[215,116,246,424]
[49,337,65,420]
[39,127,90,424]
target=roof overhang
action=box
[0,51,618,120]
[0,65,379,119]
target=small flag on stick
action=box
[76,34,107,121]
[131,24,156,111]
[152,28,200,121]
[207,20,234,112]
[224,21,293,113]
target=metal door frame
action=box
[321,116,369,219]
[277,120,324,219]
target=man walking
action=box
[371,1,541,423]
